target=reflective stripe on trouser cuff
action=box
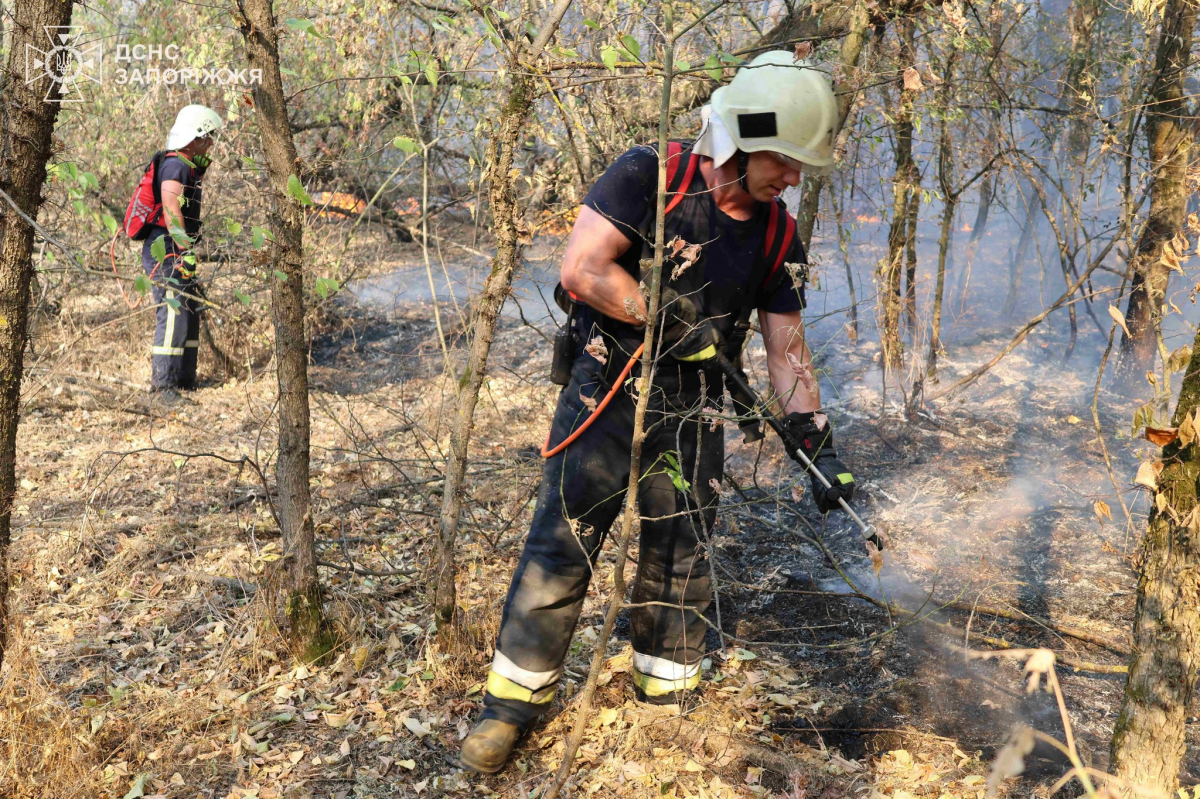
[632,652,702,697]
[486,649,560,705]
[153,346,185,356]
[184,340,200,348]
[486,671,556,704]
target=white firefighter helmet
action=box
[166,104,224,150]
[709,51,839,174]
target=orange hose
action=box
[541,343,645,458]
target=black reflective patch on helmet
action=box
[737,112,777,138]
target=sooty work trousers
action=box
[482,341,724,730]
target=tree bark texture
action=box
[433,0,574,634]
[1109,329,1200,796]
[927,52,958,383]
[1117,0,1197,380]
[238,0,334,662]
[879,20,917,377]
[1061,0,1104,165]
[0,0,76,667]
[796,0,870,249]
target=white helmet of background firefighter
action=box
[709,50,839,178]
[166,104,224,150]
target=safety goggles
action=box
[768,151,806,171]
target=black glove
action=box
[782,411,856,513]
[658,288,717,362]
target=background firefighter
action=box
[460,52,859,775]
[144,104,222,401]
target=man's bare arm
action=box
[160,179,186,233]
[560,206,646,325]
[761,309,821,415]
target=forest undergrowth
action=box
[0,219,1168,799]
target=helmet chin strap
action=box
[736,151,750,194]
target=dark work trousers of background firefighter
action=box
[144,155,203,391]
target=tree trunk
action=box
[1061,0,1104,165]
[903,169,920,337]
[1116,0,1196,381]
[796,0,870,249]
[831,181,858,343]
[1109,326,1200,796]
[927,52,958,383]
[237,0,334,663]
[879,19,917,378]
[432,0,574,636]
[0,0,76,668]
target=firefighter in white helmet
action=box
[144,104,222,403]
[460,52,853,774]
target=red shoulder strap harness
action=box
[544,147,798,459]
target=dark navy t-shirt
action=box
[583,144,806,346]
[153,155,203,240]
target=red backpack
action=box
[122,150,186,240]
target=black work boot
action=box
[150,387,186,408]
[460,719,521,774]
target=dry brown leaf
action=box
[902,66,924,92]
[1145,426,1179,447]
[942,0,968,34]
[793,41,814,60]
[1093,499,1112,523]
[1134,460,1164,491]
[585,335,608,365]
[1180,411,1196,447]
[1156,491,1169,514]
[579,388,598,413]
[866,541,883,577]
[791,483,805,503]
[1108,304,1131,337]
[1161,240,1182,272]
[622,296,646,323]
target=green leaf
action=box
[284,18,324,38]
[662,452,691,494]
[273,270,288,282]
[600,45,619,72]
[386,675,410,692]
[718,52,743,65]
[150,237,166,264]
[252,227,265,249]
[555,46,580,58]
[225,219,243,236]
[314,276,340,299]
[393,136,419,154]
[424,60,438,88]
[620,35,641,59]
[704,54,722,81]
[582,18,600,28]
[674,59,691,72]
[234,288,251,307]
[732,648,757,662]
[101,213,118,236]
[133,274,151,296]
[165,295,182,312]
[287,174,313,206]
